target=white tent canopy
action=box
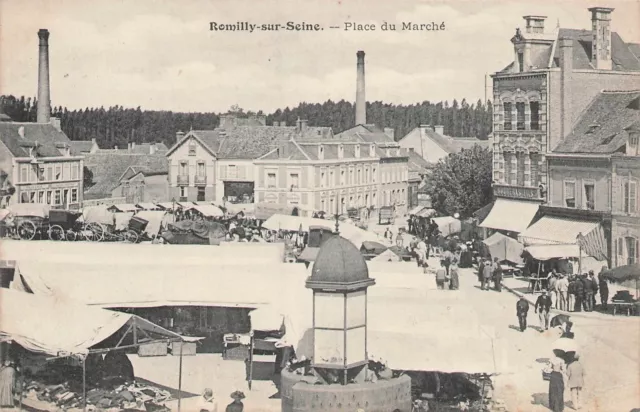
[109,204,140,213]
[432,216,461,237]
[483,232,524,264]
[519,216,600,246]
[0,239,286,266]
[136,203,160,211]
[480,199,539,233]
[133,210,169,237]
[7,203,50,218]
[0,288,182,357]
[185,204,224,218]
[82,205,115,225]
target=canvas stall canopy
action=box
[0,239,286,266]
[155,202,177,211]
[524,244,582,261]
[519,217,607,260]
[0,288,183,357]
[249,307,285,332]
[7,203,50,218]
[432,216,461,237]
[12,261,308,309]
[82,205,115,226]
[108,204,140,213]
[479,199,539,234]
[185,204,224,218]
[416,208,436,218]
[114,212,134,231]
[136,203,160,211]
[133,210,168,237]
[482,232,524,264]
[177,201,197,208]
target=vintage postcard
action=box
[0,0,638,411]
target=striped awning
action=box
[519,216,607,261]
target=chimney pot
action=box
[355,51,366,125]
[300,119,308,132]
[176,131,185,144]
[37,29,51,124]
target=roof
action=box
[83,153,168,199]
[553,91,640,153]
[407,150,433,173]
[400,126,491,155]
[68,140,95,154]
[479,198,539,233]
[129,142,169,155]
[0,122,71,158]
[169,126,333,160]
[308,236,373,289]
[630,43,640,60]
[552,29,640,71]
[519,216,601,246]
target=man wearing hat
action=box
[225,391,245,412]
[534,290,553,331]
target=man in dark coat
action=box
[516,296,530,332]
[573,276,584,312]
[581,274,592,311]
[535,290,553,331]
[493,257,503,292]
[599,276,609,310]
[589,271,599,310]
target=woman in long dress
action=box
[449,262,460,290]
[0,360,16,408]
[548,358,565,412]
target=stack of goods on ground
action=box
[19,351,172,411]
[160,220,226,245]
[407,371,495,412]
[611,290,636,303]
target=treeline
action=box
[0,95,492,149]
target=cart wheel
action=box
[17,221,37,240]
[85,222,104,242]
[124,230,139,243]
[48,225,66,241]
[65,230,78,242]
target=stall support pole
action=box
[177,342,183,412]
[82,357,87,412]
[248,334,254,391]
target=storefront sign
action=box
[493,184,541,200]
[18,182,78,191]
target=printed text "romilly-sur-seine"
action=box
[209,21,446,33]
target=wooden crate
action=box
[170,341,197,356]
[138,342,168,357]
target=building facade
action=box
[0,119,84,209]
[398,124,491,164]
[491,9,640,203]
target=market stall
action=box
[432,216,462,238]
[183,204,224,219]
[0,288,193,411]
[482,232,524,265]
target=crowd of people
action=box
[545,268,609,312]
[477,257,504,292]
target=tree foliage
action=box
[0,95,493,149]
[425,145,493,219]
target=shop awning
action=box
[0,288,183,357]
[525,244,581,261]
[479,198,539,233]
[519,216,603,250]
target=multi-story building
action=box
[483,7,640,238]
[254,127,380,215]
[0,116,84,209]
[398,124,491,164]
[537,91,639,268]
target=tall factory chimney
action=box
[355,51,366,126]
[37,29,51,123]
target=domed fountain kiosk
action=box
[281,232,411,412]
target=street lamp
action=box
[306,236,375,385]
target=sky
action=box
[1,0,639,113]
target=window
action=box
[197,187,205,202]
[329,169,335,186]
[71,188,78,203]
[372,167,377,183]
[516,152,525,186]
[340,169,345,186]
[54,190,61,205]
[267,172,276,188]
[71,163,79,180]
[623,180,637,213]
[228,165,237,179]
[20,165,28,183]
[29,166,36,183]
[518,52,524,73]
[626,237,638,265]
[370,144,375,157]
[319,145,324,160]
[29,192,35,203]
[530,102,540,130]
[20,192,28,203]
[357,168,362,184]
[516,102,525,130]
[289,173,299,189]
[38,166,45,182]
[349,169,354,185]
[46,191,52,204]
[583,181,595,210]
[530,153,540,187]
[179,162,188,175]
[188,141,196,156]
[55,165,62,181]
[355,145,360,158]
[629,134,639,156]
[338,145,344,159]
[46,166,52,181]
[503,102,513,130]
[564,180,576,208]
[179,186,187,201]
[320,171,325,188]
[38,191,44,204]
[63,189,69,206]
[197,162,205,176]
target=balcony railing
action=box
[177,175,189,186]
[194,175,207,186]
[493,183,543,201]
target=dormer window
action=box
[355,144,360,158]
[188,139,196,156]
[338,144,344,159]
[629,133,639,156]
[318,144,324,160]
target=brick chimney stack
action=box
[559,38,573,139]
[37,29,51,123]
[588,7,614,70]
[355,51,366,126]
[523,16,547,34]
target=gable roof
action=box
[83,153,168,199]
[0,122,71,158]
[130,142,169,155]
[553,90,640,153]
[68,140,95,155]
[335,124,395,144]
[168,125,334,160]
[407,150,433,172]
[402,126,490,154]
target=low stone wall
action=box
[281,369,412,412]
